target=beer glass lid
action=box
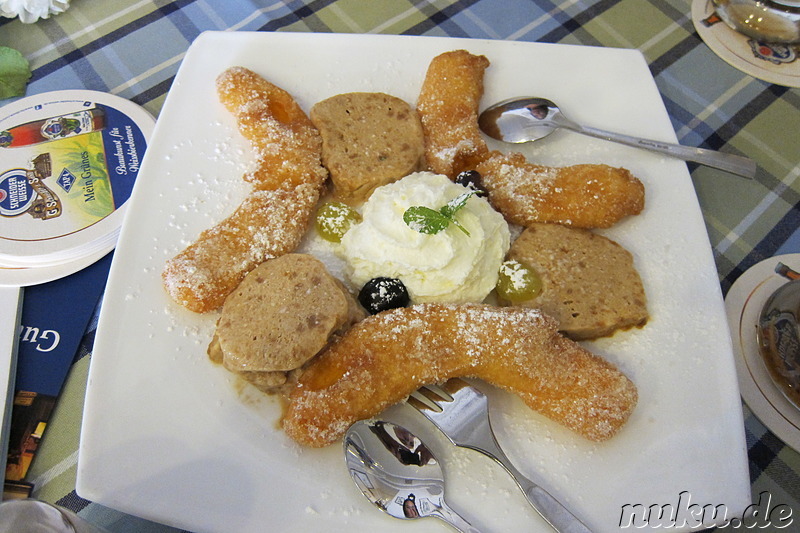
[0,90,155,285]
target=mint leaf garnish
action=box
[439,191,475,219]
[403,206,451,234]
[403,191,476,236]
[0,47,32,100]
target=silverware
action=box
[478,96,757,179]
[409,379,592,533]
[344,419,482,533]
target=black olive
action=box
[358,277,410,314]
[455,170,487,197]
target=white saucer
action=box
[693,0,800,87]
[0,247,112,287]
[725,254,800,452]
[0,90,154,285]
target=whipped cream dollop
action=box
[339,172,510,304]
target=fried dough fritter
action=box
[417,50,491,178]
[416,50,645,229]
[477,151,645,229]
[216,66,328,191]
[163,184,320,313]
[283,303,637,447]
[163,67,327,313]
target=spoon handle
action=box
[574,124,757,179]
[434,500,483,533]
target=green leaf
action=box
[450,218,471,236]
[404,191,477,236]
[440,191,474,236]
[439,191,475,219]
[403,206,451,234]
[0,47,32,100]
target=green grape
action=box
[315,201,361,242]
[496,260,542,302]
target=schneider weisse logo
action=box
[0,168,36,217]
[0,154,62,221]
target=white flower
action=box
[0,0,70,23]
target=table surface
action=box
[1,0,799,531]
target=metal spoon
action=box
[478,97,757,179]
[344,419,482,533]
[756,262,800,410]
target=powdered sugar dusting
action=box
[162,184,321,313]
[284,303,637,447]
[476,151,644,229]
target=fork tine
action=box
[438,377,470,393]
[408,378,481,414]
[406,394,436,412]
[439,377,483,398]
[416,384,453,403]
[407,383,449,413]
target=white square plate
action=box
[77,32,749,533]
[0,286,21,478]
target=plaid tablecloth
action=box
[2,0,799,531]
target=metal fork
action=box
[408,378,592,533]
